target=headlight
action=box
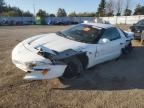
[25,61,49,68]
[25,62,37,69]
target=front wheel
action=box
[61,58,83,80]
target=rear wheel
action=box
[61,58,83,80]
[122,42,133,54]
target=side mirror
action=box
[98,38,110,44]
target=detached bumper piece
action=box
[24,65,67,80]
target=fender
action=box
[38,49,88,68]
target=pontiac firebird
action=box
[12,23,134,80]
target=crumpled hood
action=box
[23,33,87,52]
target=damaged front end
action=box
[12,41,85,80]
[12,42,67,80]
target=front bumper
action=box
[24,64,67,80]
[12,42,67,80]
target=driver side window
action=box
[101,27,121,41]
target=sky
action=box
[4,0,144,15]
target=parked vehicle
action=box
[12,23,134,80]
[130,19,144,39]
[47,20,79,25]
[23,21,34,25]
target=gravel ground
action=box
[0,25,144,108]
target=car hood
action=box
[23,33,87,53]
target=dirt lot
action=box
[0,25,144,108]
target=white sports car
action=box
[12,23,134,80]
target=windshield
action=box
[56,24,102,44]
[137,20,144,25]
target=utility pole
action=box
[33,0,36,24]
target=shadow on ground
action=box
[55,46,144,91]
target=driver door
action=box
[95,27,122,64]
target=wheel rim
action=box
[63,62,80,79]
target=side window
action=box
[101,27,121,41]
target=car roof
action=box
[82,23,114,29]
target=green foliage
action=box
[116,12,121,16]
[0,0,33,16]
[0,0,5,13]
[134,4,144,15]
[57,8,67,17]
[1,11,19,16]
[124,9,132,16]
[49,14,56,17]
[0,0,5,6]
[36,9,47,17]
[68,11,96,17]
[68,11,77,17]
[23,11,33,17]
[97,0,106,17]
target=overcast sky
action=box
[4,0,144,14]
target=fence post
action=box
[116,16,118,25]
[125,16,127,24]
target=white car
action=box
[12,23,134,80]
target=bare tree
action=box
[106,0,115,16]
[115,0,123,16]
[124,0,132,16]
[125,0,131,10]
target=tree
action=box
[105,0,114,16]
[125,0,131,11]
[49,13,55,17]
[68,12,96,17]
[123,0,132,16]
[1,10,19,16]
[115,0,123,16]
[134,4,144,15]
[68,11,77,17]
[57,8,67,17]
[97,0,106,17]
[23,11,33,17]
[36,9,47,17]
[124,9,132,16]
[0,0,5,13]
[0,0,33,16]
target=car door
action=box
[95,27,122,64]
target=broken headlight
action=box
[25,61,49,69]
[38,49,56,64]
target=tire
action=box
[61,57,83,80]
[122,42,133,55]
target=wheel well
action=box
[76,53,88,69]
